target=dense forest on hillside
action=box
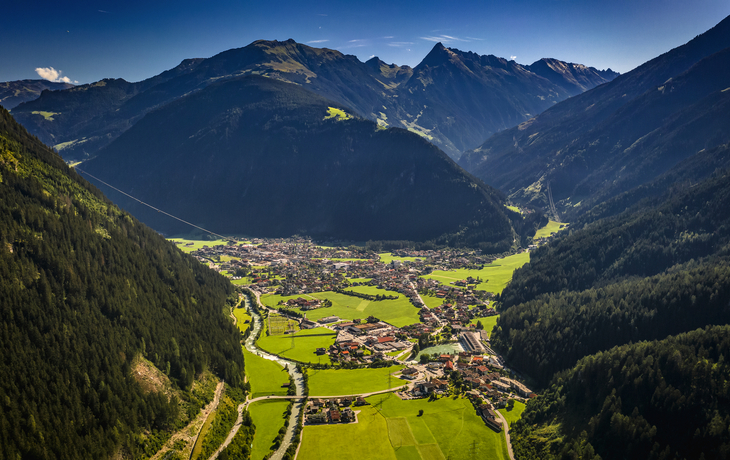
[0,107,244,459]
[512,326,730,459]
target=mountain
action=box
[0,79,73,109]
[0,106,244,459]
[11,39,615,161]
[80,75,522,249]
[459,15,730,219]
[512,325,730,460]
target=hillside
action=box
[512,326,730,459]
[81,75,521,249]
[459,15,730,218]
[11,39,615,161]
[0,107,244,459]
[0,79,73,109]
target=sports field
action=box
[242,349,290,398]
[423,252,530,295]
[261,290,420,328]
[297,393,509,460]
[248,400,290,460]
[307,366,405,397]
[257,327,336,364]
[534,220,568,239]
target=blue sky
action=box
[3,0,729,85]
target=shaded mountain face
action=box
[82,75,519,249]
[0,107,243,458]
[12,39,615,161]
[0,79,73,109]
[459,15,730,219]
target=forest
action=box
[0,107,245,459]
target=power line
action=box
[73,166,229,240]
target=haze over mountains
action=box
[9,39,616,161]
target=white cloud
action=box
[510,55,517,61]
[388,42,414,47]
[35,67,74,83]
[383,36,394,39]
[420,35,469,43]
[307,39,329,44]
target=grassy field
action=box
[469,315,499,339]
[266,313,300,335]
[324,106,353,121]
[423,252,530,295]
[534,220,568,239]
[242,349,290,398]
[506,205,521,213]
[31,111,59,121]
[261,290,420,328]
[348,277,372,284]
[168,238,233,253]
[499,400,526,427]
[233,308,252,334]
[257,327,335,364]
[298,393,509,460]
[307,366,405,396]
[379,253,421,265]
[190,406,217,460]
[249,400,290,460]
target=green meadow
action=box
[168,238,233,253]
[379,253,421,264]
[233,308,252,334]
[242,349,290,398]
[499,400,526,426]
[534,220,568,239]
[261,290,420,328]
[423,252,530,294]
[307,366,405,396]
[298,393,509,460]
[248,400,290,460]
[470,315,500,339]
[257,327,336,364]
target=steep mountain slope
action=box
[81,75,520,249]
[460,15,730,217]
[0,79,74,109]
[0,107,244,459]
[12,39,615,161]
[513,326,730,460]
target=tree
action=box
[418,409,424,417]
[476,320,484,330]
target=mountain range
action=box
[459,15,730,221]
[8,39,616,161]
[0,79,73,109]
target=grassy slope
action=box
[533,221,567,239]
[249,400,290,460]
[257,327,336,364]
[307,366,405,396]
[498,401,526,427]
[424,252,530,294]
[469,315,500,338]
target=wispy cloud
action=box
[383,36,394,39]
[98,9,109,13]
[510,55,517,61]
[307,39,329,44]
[388,41,414,47]
[420,35,469,43]
[35,67,76,84]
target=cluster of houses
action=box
[305,397,368,424]
[311,319,413,363]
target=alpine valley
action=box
[2,12,730,460]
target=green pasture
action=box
[298,393,509,460]
[506,205,521,213]
[423,252,530,295]
[242,349,290,398]
[498,400,526,427]
[470,315,499,339]
[307,366,405,397]
[249,400,290,460]
[31,111,59,121]
[533,220,568,239]
[233,308,252,334]
[347,277,372,284]
[324,107,353,121]
[378,253,421,264]
[168,238,232,253]
[261,290,420,328]
[257,327,335,364]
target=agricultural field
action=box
[261,291,421,328]
[248,400,290,460]
[168,238,234,254]
[307,366,405,397]
[266,313,300,335]
[469,315,500,338]
[242,349,290,398]
[499,400,526,427]
[298,393,509,460]
[257,327,336,364]
[378,253,421,265]
[533,220,568,239]
[423,252,530,295]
